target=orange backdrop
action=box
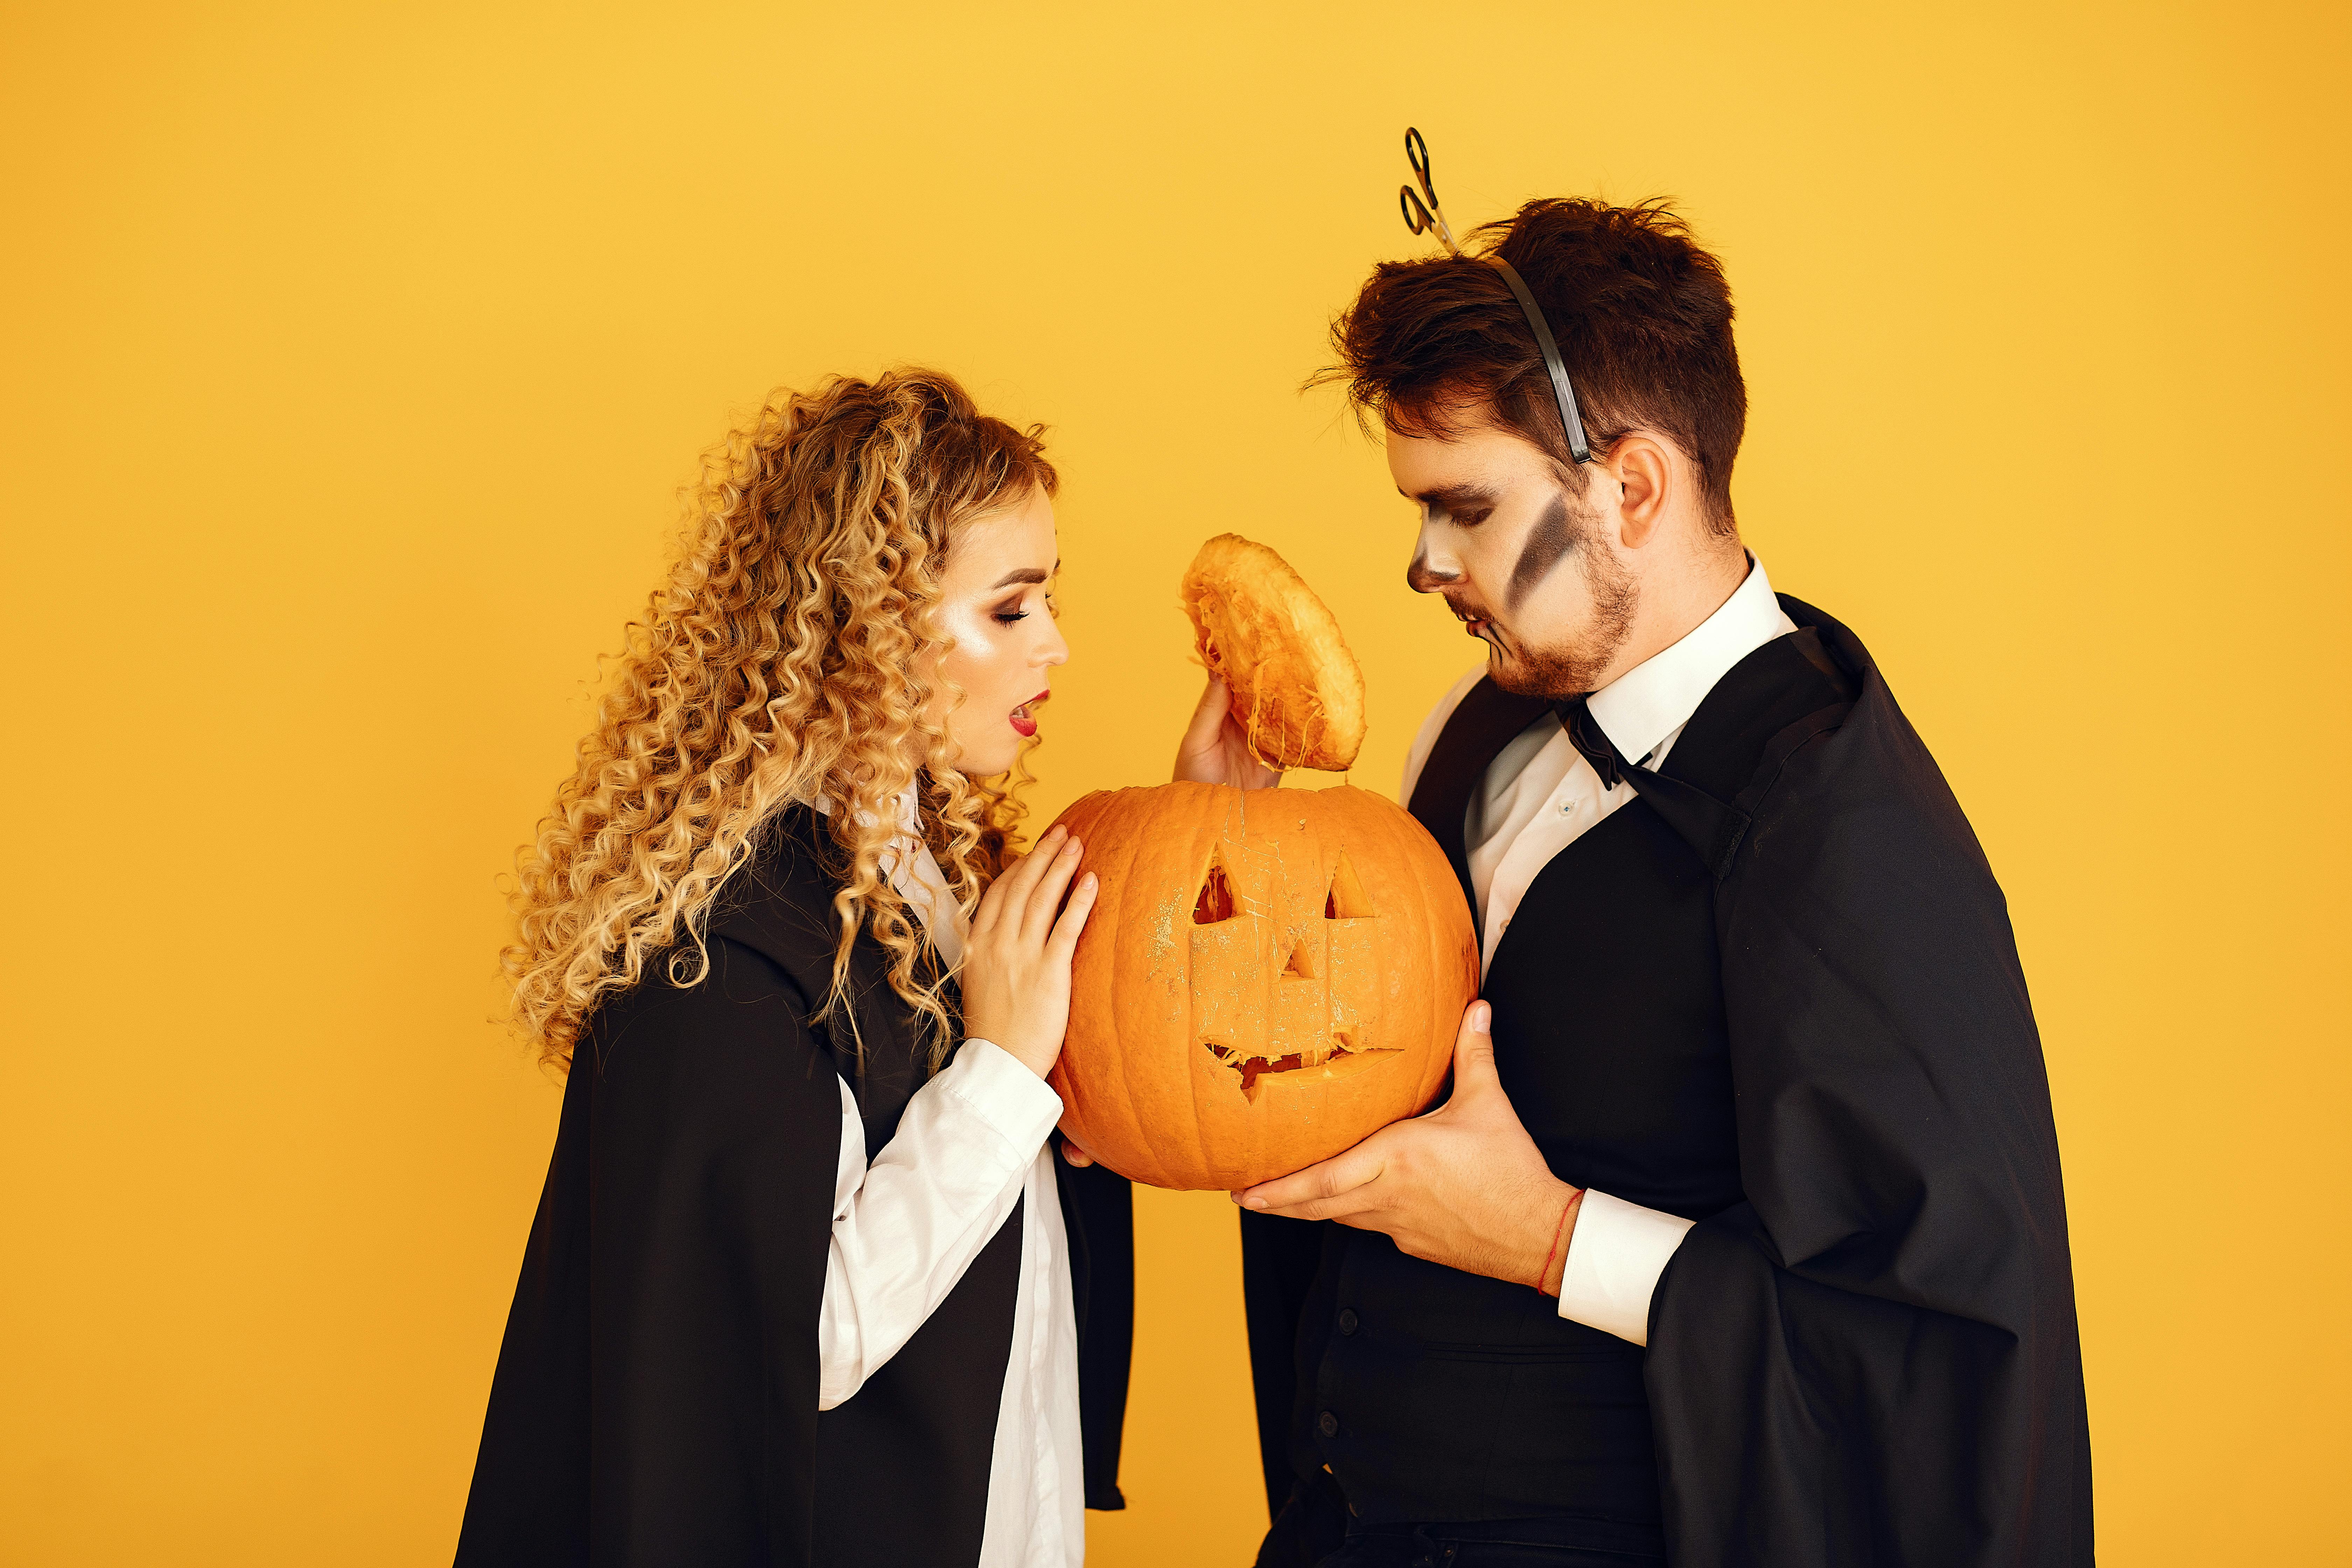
[4,2,2348,1563]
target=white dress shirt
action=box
[1399,556,1797,1348]
[807,791,1084,1568]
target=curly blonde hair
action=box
[504,368,1057,1070]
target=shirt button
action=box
[1337,1308,1360,1335]
[1318,1410,1340,1438]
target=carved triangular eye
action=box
[1324,850,1375,919]
[1193,856,1237,924]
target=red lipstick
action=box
[1009,688,1050,738]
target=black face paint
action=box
[1506,491,1576,610]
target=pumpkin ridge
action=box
[1112,789,1162,1187]
[1385,791,1434,1114]
[1414,792,1470,1109]
[1077,793,1114,1176]
[1183,786,1237,1186]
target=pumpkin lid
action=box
[1181,534,1368,772]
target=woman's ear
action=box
[1609,436,1673,550]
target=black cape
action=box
[455,806,1133,1567]
[1244,598,2091,1566]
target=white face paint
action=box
[1390,419,1636,697]
[924,486,1068,777]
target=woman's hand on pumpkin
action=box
[1233,1001,1582,1293]
[1174,675,1283,790]
[961,824,1100,1082]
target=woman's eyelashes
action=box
[990,587,1056,626]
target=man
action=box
[1224,197,2091,1566]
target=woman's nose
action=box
[1038,620,1070,667]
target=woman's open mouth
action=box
[1009,689,1050,738]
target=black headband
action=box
[1398,127,1594,465]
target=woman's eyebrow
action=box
[988,562,1063,592]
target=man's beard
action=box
[1484,519,1638,699]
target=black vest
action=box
[1290,630,1857,1540]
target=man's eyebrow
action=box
[988,562,1059,590]
[1399,483,1501,509]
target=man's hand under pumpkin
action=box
[1173,675,1284,790]
[1234,1001,1584,1295]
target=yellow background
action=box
[4,1,2346,1562]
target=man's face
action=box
[1388,414,1637,699]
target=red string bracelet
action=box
[1537,1188,1584,1295]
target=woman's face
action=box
[927,485,1067,778]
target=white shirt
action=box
[1399,556,1797,1348]
[808,791,1084,1568]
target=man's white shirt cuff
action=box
[1556,1190,1696,1348]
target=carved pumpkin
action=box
[1046,782,1478,1190]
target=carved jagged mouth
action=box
[1203,1036,1404,1101]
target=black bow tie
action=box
[1554,695,1630,790]
[1553,694,1758,882]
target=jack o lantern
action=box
[1046,782,1477,1190]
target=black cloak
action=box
[1244,598,2091,1566]
[454,805,1132,1567]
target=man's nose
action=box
[1406,530,1461,594]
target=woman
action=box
[455,368,1113,1568]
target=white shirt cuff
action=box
[1556,1189,1695,1348]
[943,1038,1065,1155]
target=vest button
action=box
[1318,1410,1340,1438]
[1337,1308,1360,1335]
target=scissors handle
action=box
[1401,184,1434,235]
[1400,127,1459,253]
[1405,126,1438,207]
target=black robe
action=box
[454,805,1133,1567]
[1244,598,2091,1566]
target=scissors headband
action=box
[1398,126,1594,465]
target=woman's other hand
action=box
[961,824,1099,1080]
[1173,675,1283,789]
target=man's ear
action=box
[1609,436,1673,550]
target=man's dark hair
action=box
[1321,197,1747,533]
